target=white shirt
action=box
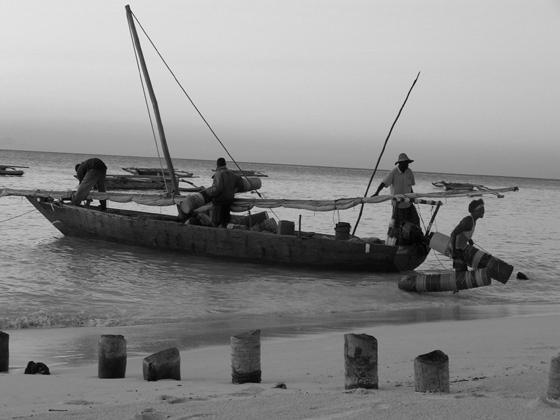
[382,167,415,208]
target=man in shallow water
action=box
[449,199,485,272]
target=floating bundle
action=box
[429,232,513,283]
[399,269,491,292]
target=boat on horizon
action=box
[122,167,194,178]
[0,165,27,176]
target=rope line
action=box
[0,209,36,223]
[130,11,279,219]
[130,12,240,172]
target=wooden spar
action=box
[352,72,421,236]
[424,201,442,237]
[125,5,179,196]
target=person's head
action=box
[75,163,81,173]
[468,199,485,219]
[216,157,226,168]
[395,153,413,171]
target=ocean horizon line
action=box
[1,147,559,182]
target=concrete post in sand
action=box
[414,350,450,393]
[231,329,261,384]
[143,347,181,381]
[547,353,560,399]
[0,331,8,372]
[98,335,127,379]
[344,333,378,389]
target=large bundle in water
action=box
[399,269,491,292]
[428,232,513,284]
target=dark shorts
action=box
[453,249,468,272]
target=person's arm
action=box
[76,165,86,183]
[372,182,386,196]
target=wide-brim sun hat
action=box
[395,153,414,164]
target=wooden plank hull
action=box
[26,197,429,272]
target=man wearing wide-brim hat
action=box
[372,153,420,237]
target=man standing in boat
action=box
[449,199,485,272]
[372,153,420,241]
[202,157,243,227]
[72,157,107,211]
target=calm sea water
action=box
[1,149,559,366]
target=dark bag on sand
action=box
[24,361,50,375]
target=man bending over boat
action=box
[72,158,107,211]
[372,153,420,241]
[201,158,243,227]
[449,199,485,272]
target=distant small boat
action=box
[432,181,475,191]
[0,165,28,176]
[81,174,202,192]
[217,169,268,177]
[123,167,194,178]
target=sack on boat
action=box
[179,193,206,214]
[237,177,262,193]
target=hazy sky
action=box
[2,0,559,179]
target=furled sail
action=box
[1,186,518,212]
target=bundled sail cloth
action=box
[0,186,519,213]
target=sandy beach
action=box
[2,313,560,419]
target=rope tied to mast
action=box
[129,9,278,219]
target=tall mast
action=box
[125,5,179,195]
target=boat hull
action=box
[26,197,428,272]
[0,170,24,176]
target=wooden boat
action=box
[0,6,518,273]
[122,167,194,178]
[0,165,27,176]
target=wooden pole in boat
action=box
[352,72,420,236]
[424,201,442,237]
[125,5,179,196]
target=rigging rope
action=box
[130,11,279,219]
[130,11,241,174]
[0,209,36,223]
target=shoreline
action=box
[5,303,560,370]
[2,313,560,419]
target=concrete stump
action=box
[414,350,449,393]
[0,331,8,372]
[547,353,560,399]
[143,347,181,381]
[231,329,261,384]
[344,333,378,389]
[98,335,127,378]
